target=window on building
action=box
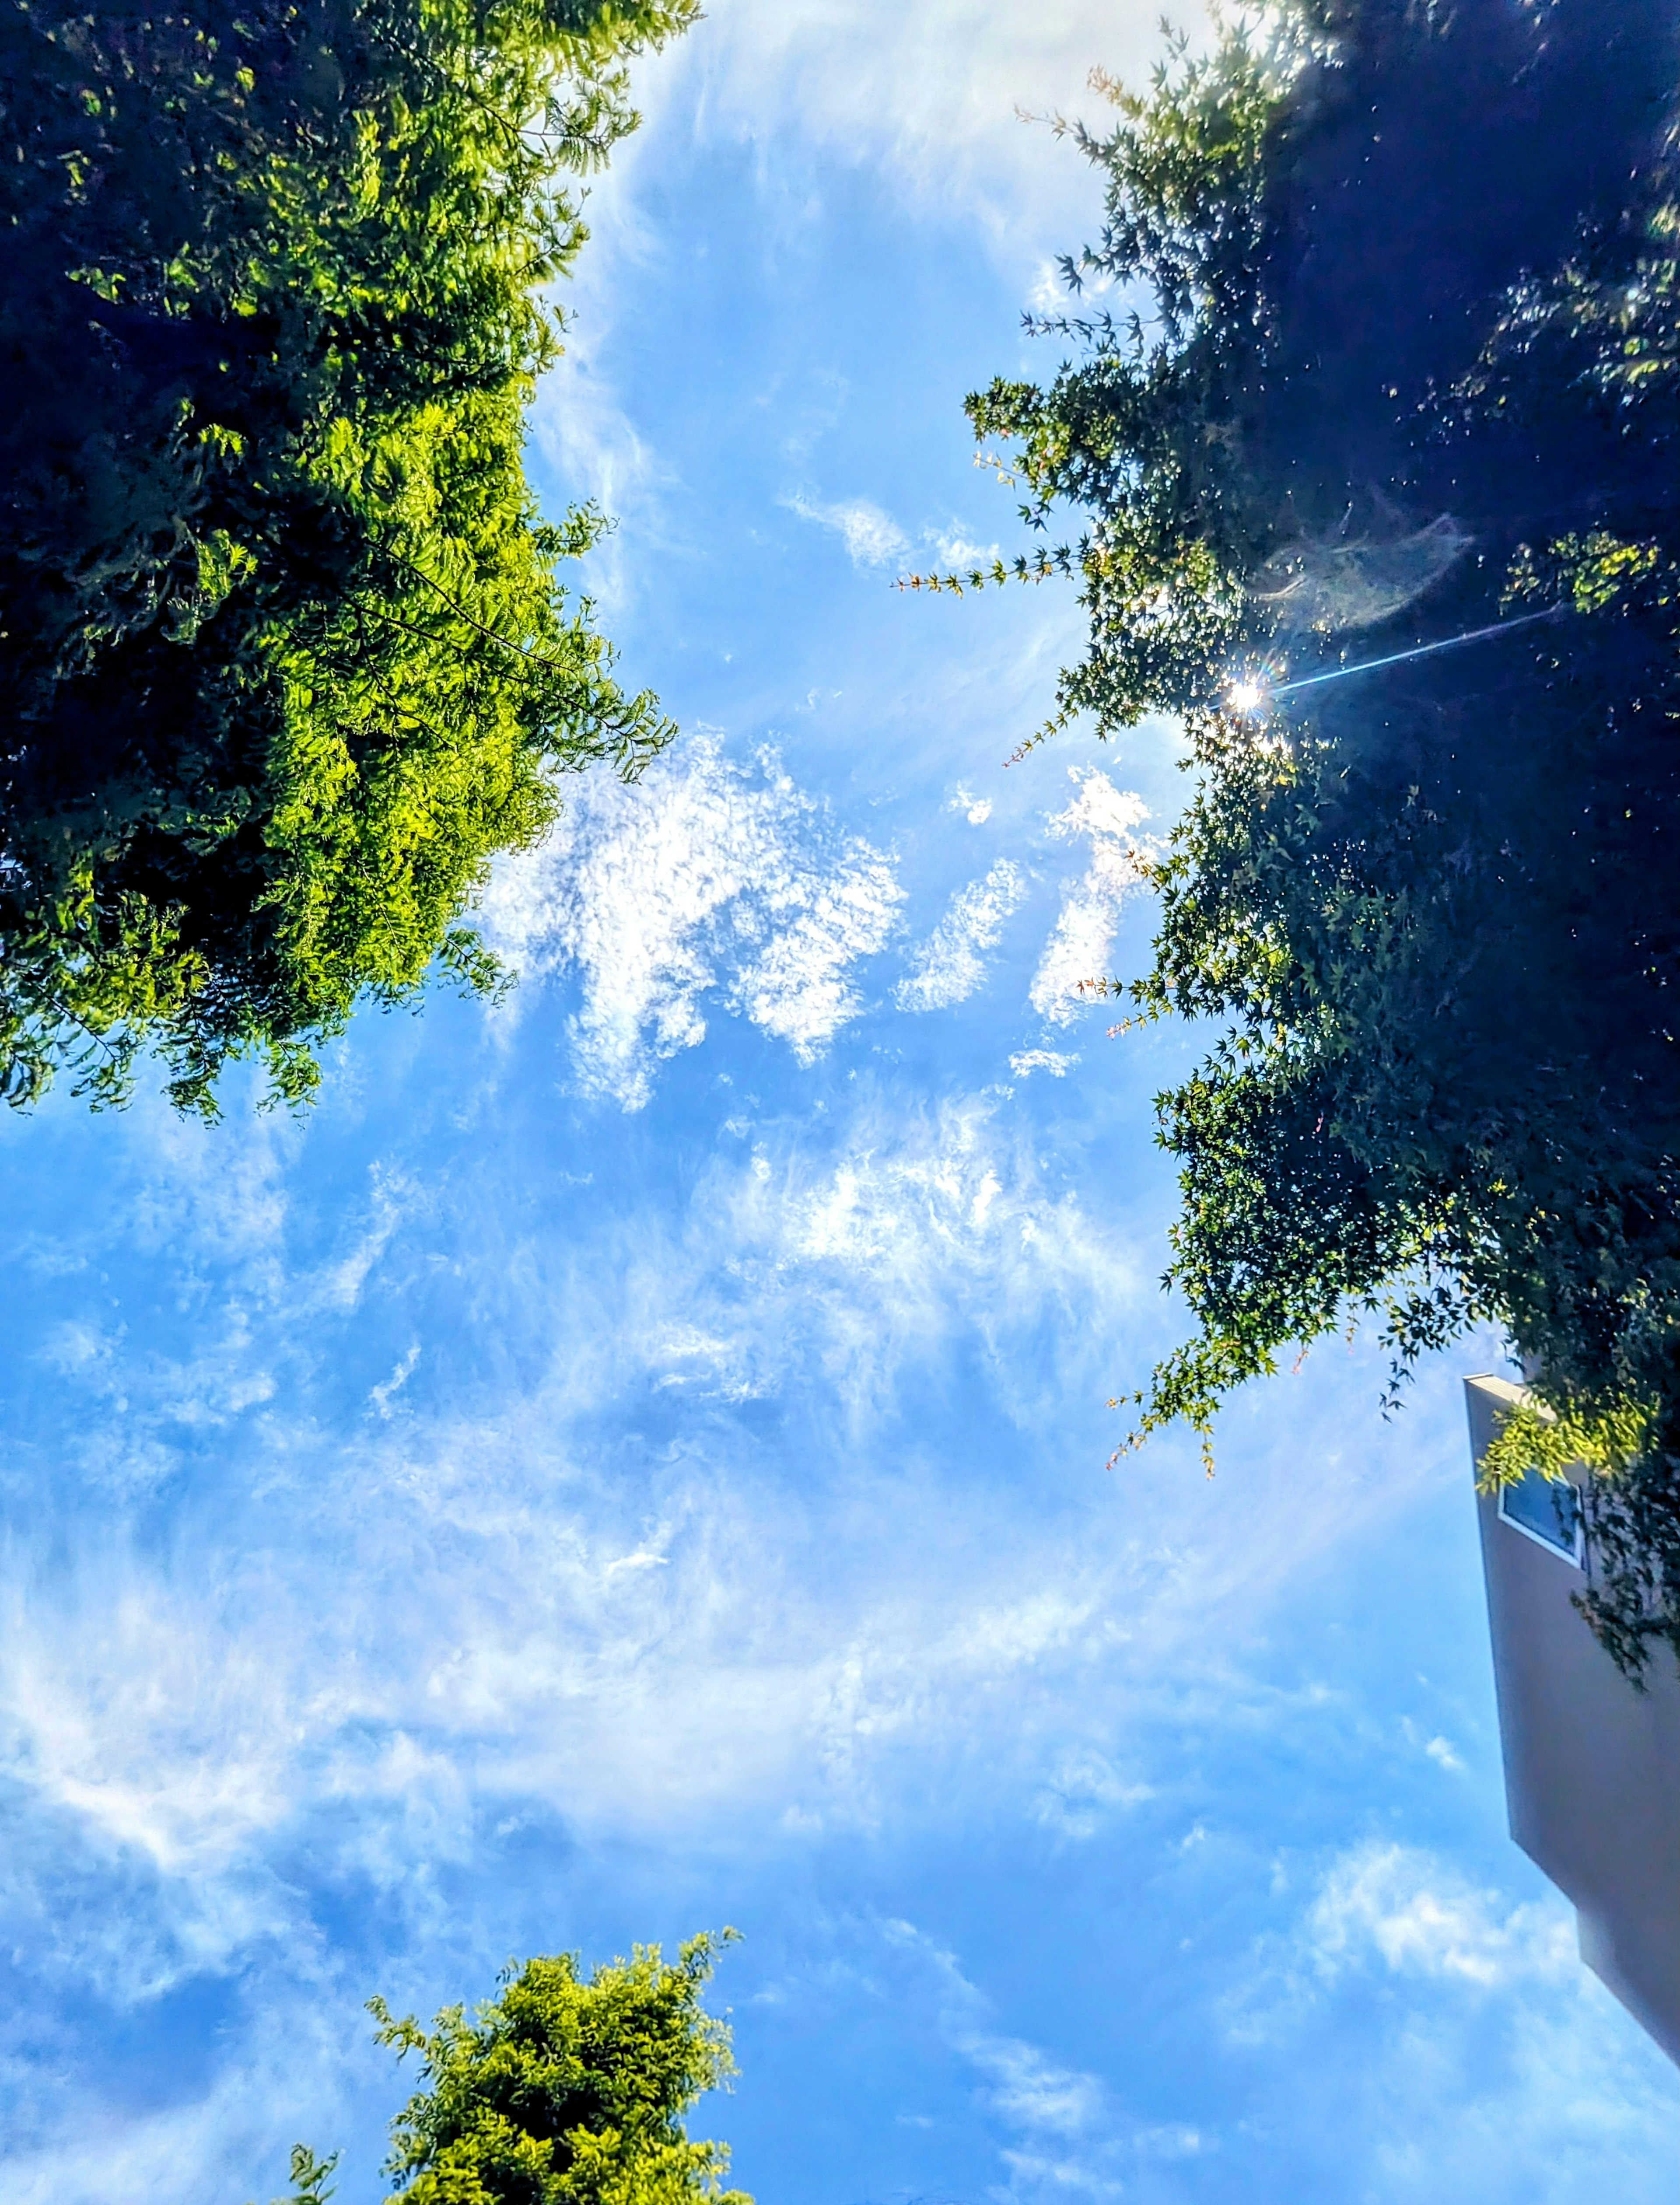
[1498,1467,1584,1565]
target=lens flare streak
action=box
[1226,603,1564,716]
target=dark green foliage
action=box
[0,0,692,1113]
[954,1,1680,1670]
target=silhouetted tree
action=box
[937,0,1680,1670]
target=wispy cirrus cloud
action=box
[1214,1838,1677,2197]
[652,0,1177,262]
[0,1068,1657,2201]
[477,735,903,1106]
[1029,767,1152,1026]
[782,490,911,570]
[880,1917,1124,2200]
[0,1085,1279,1994]
[896,860,1028,1012]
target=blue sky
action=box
[1,4,1675,2199]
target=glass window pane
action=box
[1499,1467,1582,1561]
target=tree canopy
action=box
[0,0,692,1114]
[936,0,1680,1671]
[266,1935,749,2205]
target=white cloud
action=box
[1009,1048,1077,1079]
[8,1101,1638,2200]
[879,1918,1124,2201]
[528,328,667,620]
[515,0,1190,620]
[369,1343,420,1419]
[0,1124,1448,1977]
[783,490,910,569]
[882,1918,1106,2132]
[319,1162,415,1311]
[1029,768,1152,1026]
[649,0,1183,264]
[997,2148,1126,2202]
[779,504,1012,586]
[0,1092,1171,1998]
[1133,2124,1207,2159]
[648,1091,1144,1447]
[976,2036,1104,2136]
[476,735,903,1106]
[0,1992,374,2205]
[949,784,994,825]
[1,1582,313,1893]
[1028,257,1074,311]
[896,860,1028,1012]
[1030,1747,1152,1840]
[0,1102,1471,2015]
[752,1092,1118,1319]
[1212,1837,1679,2194]
[1305,1843,1575,1991]
[0,1089,1141,1863]
[522,3,1165,627]
[927,525,1000,568]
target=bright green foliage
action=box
[0,0,693,1113]
[366,1936,749,2205]
[957,0,1680,1670]
[262,2145,342,2205]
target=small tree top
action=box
[368,1934,752,2205]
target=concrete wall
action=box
[1466,1375,1680,2065]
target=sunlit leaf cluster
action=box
[0,0,693,1111]
[369,1937,749,2205]
[257,1937,748,2205]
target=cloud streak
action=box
[784,491,911,570]
[1029,768,1152,1026]
[896,860,1028,1012]
[648,0,1177,264]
